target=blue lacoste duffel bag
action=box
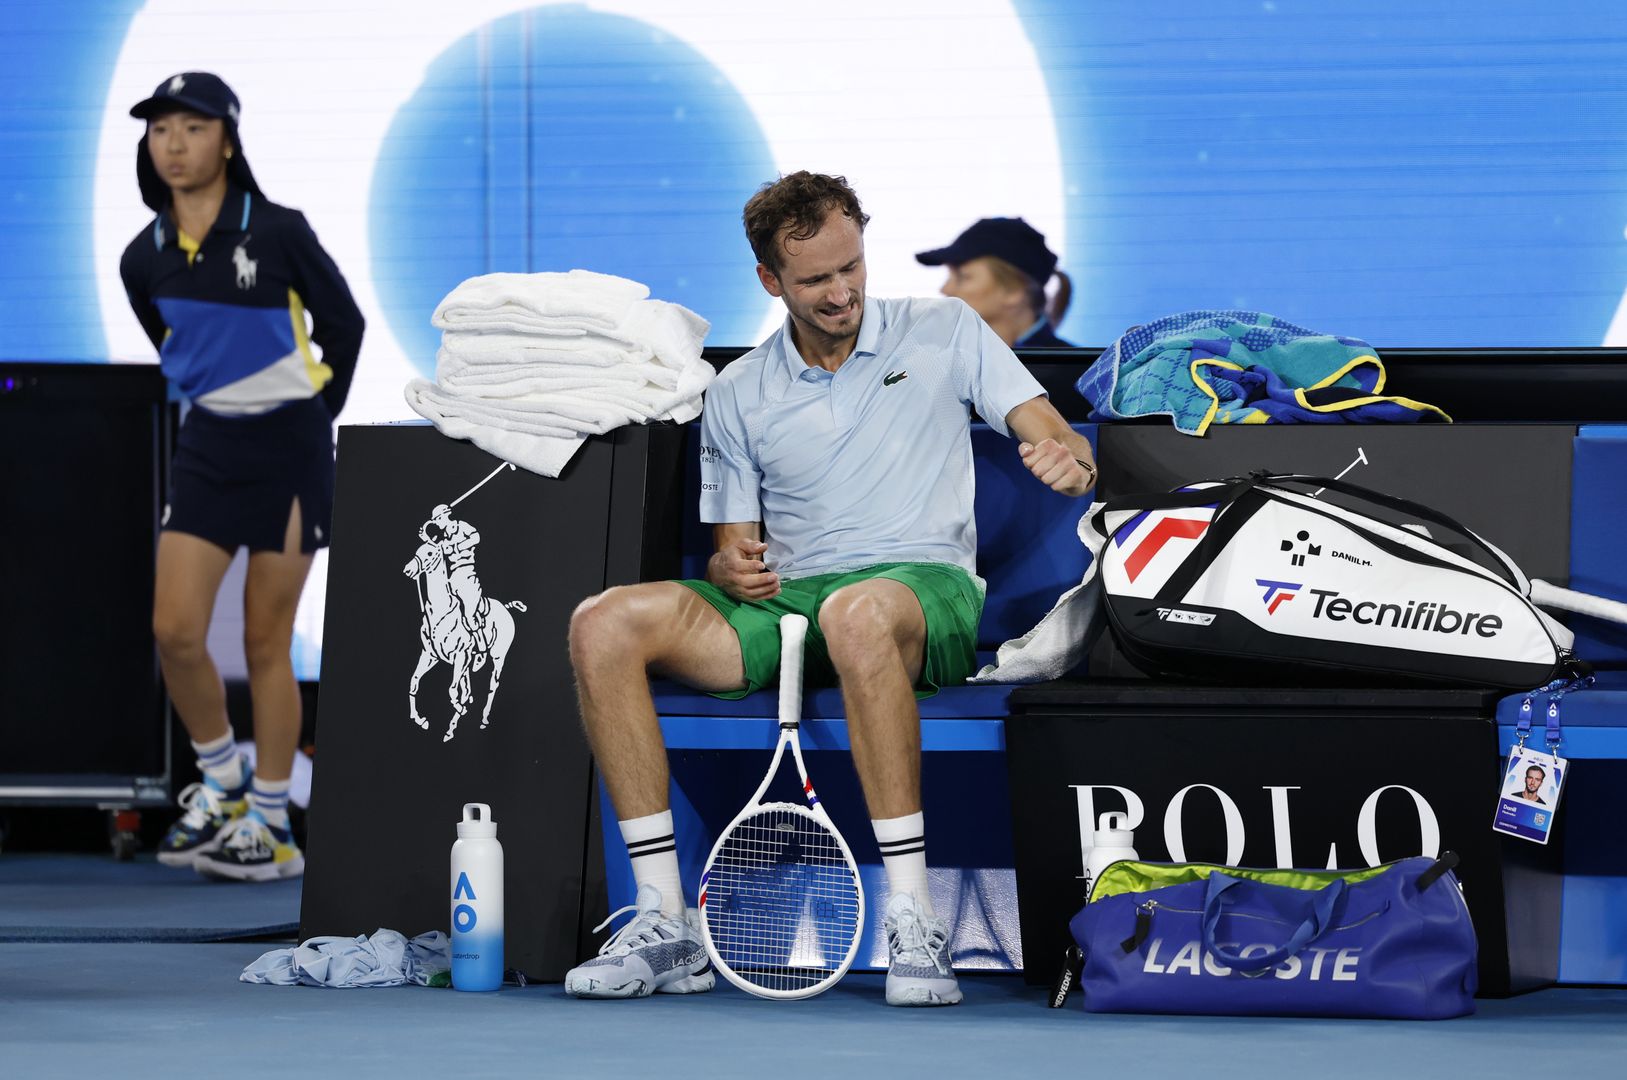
[1067,854,1477,1019]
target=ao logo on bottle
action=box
[453,871,478,933]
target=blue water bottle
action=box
[450,802,503,991]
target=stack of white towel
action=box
[405,269,713,477]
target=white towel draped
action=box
[405,379,587,478]
[968,506,1110,684]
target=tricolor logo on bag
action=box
[1121,514,1210,582]
[1257,579,1302,615]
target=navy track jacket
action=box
[119,185,364,417]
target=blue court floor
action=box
[1,941,1624,1079]
[0,853,299,942]
[2,854,1623,1077]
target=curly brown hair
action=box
[742,171,870,275]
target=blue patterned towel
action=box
[1076,310,1449,435]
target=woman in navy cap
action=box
[119,72,364,883]
[915,217,1073,348]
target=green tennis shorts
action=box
[676,562,984,700]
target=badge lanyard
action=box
[1496,675,1585,845]
[1509,679,1574,754]
[1512,674,1593,757]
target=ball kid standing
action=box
[119,72,364,881]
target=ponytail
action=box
[1046,269,1073,327]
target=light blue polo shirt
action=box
[698,296,1045,581]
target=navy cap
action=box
[131,71,263,212]
[915,217,1058,285]
[130,72,242,125]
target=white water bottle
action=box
[450,802,503,991]
[1083,811,1138,900]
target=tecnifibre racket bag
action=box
[1092,472,1575,689]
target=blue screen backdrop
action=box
[3,0,1626,365]
[1017,0,1627,347]
[370,7,776,375]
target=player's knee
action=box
[819,588,909,669]
[568,592,609,663]
[570,586,659,668]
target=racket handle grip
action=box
[778,614,809,719]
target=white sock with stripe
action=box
[191,730,245,791]
[873,811,934,916]
[248,776,292,832]
[620,810,684,917]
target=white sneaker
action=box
[883,892,962,1007]
[196,811,304,883]
[564,884,714,999]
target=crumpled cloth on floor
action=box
[240,929,450,988]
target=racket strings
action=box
[704,807,861,994]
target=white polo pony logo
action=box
[401,463,526,743]
[233,235,257,289]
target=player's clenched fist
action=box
[709,537,782,600]
[1019,438,1097,497]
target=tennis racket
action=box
[698,613,865,999]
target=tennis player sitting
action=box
[566,171,1097,1005]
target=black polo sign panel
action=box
[301,423,635,980]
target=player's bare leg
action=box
[820,578,960,1006]
[819,578,926,820]
[565,582,741,998]
[569,581,746,818]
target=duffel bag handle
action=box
[1257,472,1525,591]
[1200,873,1346,975]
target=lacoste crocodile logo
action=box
[883,370,908,386]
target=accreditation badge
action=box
[1491,744,1567,845]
